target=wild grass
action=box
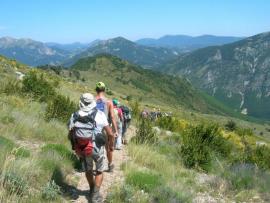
[105,138,195,203]
[0,140,78,202]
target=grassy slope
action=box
[0,56,79,202]
[69,54,242,114]
[1,54,270,202]
[107,126,270,203]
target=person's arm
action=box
[104,125,114,151]
[104,125,114,138]
[67,114,75,149]
[108,101,118,135]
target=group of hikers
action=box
[67,82,131,203]
[141,108,172,121]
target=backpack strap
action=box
[72,108,98,127]
[89,108,98,127]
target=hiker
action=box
[150,108,158,121]
[68,93,114,203]
[112,99,124,150]
[95,82,118,172]
[141,108,149,118]
[119,104,132,144]
[157,108,162,118]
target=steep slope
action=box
[136,35,243,51]
[70,54,216,112]
[67,37,179,68]
[0,37,70,66]
[161,32,270,119]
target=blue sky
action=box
[0,0,270,43]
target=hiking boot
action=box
[91,190,102,203]
[108,163,114,172]
[89,186,94,198]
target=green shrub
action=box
[133,118,158,144]
[156,116,179,132]
[130,100,140,118]
[45,94,77,123]
[236,127,254,137]
[126,171,162,192]
[2,172,28,196]
[0,115,15,124]
[180,123,231,171]
[41,180,60,201]
[22,71,55,102]
[225,120,237,131]
[3,80,21,95]
[236,145,270,171]
[252,146,270,170]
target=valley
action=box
[0,31,270,203]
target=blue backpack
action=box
[96,98,109,119]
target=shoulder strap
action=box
[89,108,98,123]
[72,111,80,123]
[73,109,98,125]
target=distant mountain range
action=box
[0,37,72,66]
[161,32,270,120]
[45,42,89,53]
[136,35,244,51]
[0,35,244,67]
[66,37,180,68]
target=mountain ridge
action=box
[66,37,179,68]
[136,34,244,51]
[0,37,71,66]
[161,31,270,119]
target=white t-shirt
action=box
[94,110,109,133]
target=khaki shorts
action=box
[81,146,105,172]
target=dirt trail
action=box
[73,125,135,203]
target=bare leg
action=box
[95,172,103,187]
[85,171,95,190]
[106,136,114,165]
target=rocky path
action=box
[73,126,135,203]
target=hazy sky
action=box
[0,0,270,43]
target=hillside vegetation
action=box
[107,112,270,203]
[161,32,270,120]
[1,54,270,202]
[69,54,235,114]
